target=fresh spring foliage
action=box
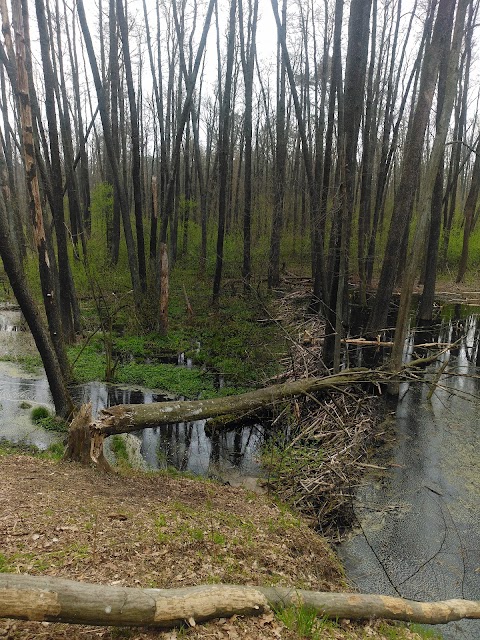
[66,253,284,398]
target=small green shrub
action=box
[31,406,50,421]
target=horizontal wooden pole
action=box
[0,575,479,628]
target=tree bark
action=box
[212,0,237,303]
[0,153,74,419]
[116,0,146,291]
[0,575,479,628]
[159,241,169,334]
[390,0,467,374]
[7,0,71,382]
[267,0,286,290]
[239,0,258,290]
[367,0,451,335]
[35,0,77,344]
[457,124,480,282]
[76,0,142,307]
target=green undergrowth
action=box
[0,439,64,460]
[66,248,285,396]
[31,406,68,433]
[0,352,43,372]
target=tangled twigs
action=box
[263,385,382,534]
[263,277,383,535]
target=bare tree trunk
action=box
[0,152,74,419]
[35,0,78,344]
[270,0,328,307]
[159,241,169,335]
[267,0,286,290]
[116,0,146,291]
[390,0,468,375]
[67,3,91,239]
[76,0,142,306]
[4,0,70,381]
[366,0,419,285]
[367,0,456,336]
[239,0,258,290]
[212,0,237,303]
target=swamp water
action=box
[340,305,480,639]
[0,309,263,486]
[2,303,479,637]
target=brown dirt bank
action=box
[0,454,434,639]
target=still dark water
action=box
[0,309,263,483]
[340,307,480,639]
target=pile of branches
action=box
[263,386,384,536]
[264,277,385,536]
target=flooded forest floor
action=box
[0,274,469,639]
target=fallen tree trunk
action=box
[65,368,381,463]
[66,354,450,465]
[0,575,479,627]
[94,368,376,436]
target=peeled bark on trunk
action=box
[0,575,479,628]
[159,241,169,335]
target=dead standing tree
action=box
[0,0,73,417]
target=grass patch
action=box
[31,406,68,433]
[38,442,65,460]
[275,604,340,639]
[378,622,443,639]
[0,353,43,373]
[0,439,64,460]
[110,435,129,465]
[0,553,12,573]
